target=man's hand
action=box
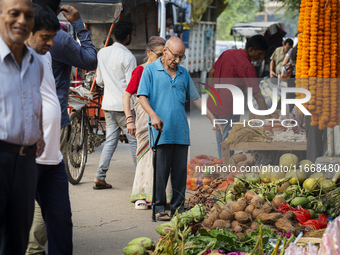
[61,6,81,23]
[212,123,223,135]
[151,115,164,132]
[35,138,45,158]
[127,123,136,136]
[270,71,276,78]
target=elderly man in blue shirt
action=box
[0,0,45,254]
[137,37,219,220]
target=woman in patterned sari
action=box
[123,36,171,210]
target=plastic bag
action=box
[278,204,311,223]
[318,216,340,255]
[284,242,319,255]
[303,214,328,230]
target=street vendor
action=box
[208,34,271,159]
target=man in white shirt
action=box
[94,20,137,189]
[25,4,72,255]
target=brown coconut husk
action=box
[224,220,231,229]
[246,228,254,234]
[275,217,297,236]
[270,228,279,235]
[250,195,264,209]
[233,154,247,163]
[235,232,246,242]
[212,219,228,230]
[237,161,247,168]
[207,210,219,223]
[252,204,272,219]
[202,218,213,228]
[234,211,251,224]
[219,209,234,221]
[245,156,256,166]
[212,203,222,214]
[256,213,282,224]
[231,203,244,213]
[222,203,231,210]
[245,204,255,215]
[226,200,235,210]
[237,198,248,210]
[284,211,295,220]
[272,197,287,208]
[245,190,257,203]
[250,221,259,231]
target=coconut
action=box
[234,211,251,224]
[207,210,219,223]
[226,200,235,209]
[298,160,313,176]
[246,228,253,234]
[303,178,319,191]
[286,170,307,185]
[212,203,222,214]
[237,198,248,210]
[252,204,272,219]
[280,153,298,168]
[250,221,259,231]
[245,204,255,215]
[284,211,295,220]
[202,218,213,228]
[245,190,257,203]
[245,156,256,166]
[212,219,228,230]
[231,203,244,213]
[235,232,246,242]
[245,173,261,184]
[237,161,247,168]
[222,203,231,210]
[275,217,297,236]
[233,153,247,163]
[272,197,287,208]
[320,180,336,192]
[219,209,234,221]
[277,182,291,192]
[256,213,282,224]
[250,195,264,209]
[259,165,272,183]
[232,221,243,233]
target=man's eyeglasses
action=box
[151,50,163,58]
[166,47,186,61]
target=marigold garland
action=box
[296,0,340,129]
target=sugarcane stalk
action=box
[197,241,216,255]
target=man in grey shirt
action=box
[0,0,45,254]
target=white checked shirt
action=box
[96,42,137,111]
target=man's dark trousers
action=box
[0,151,38,255]
[36,161,73,255]
[155,144,188,216]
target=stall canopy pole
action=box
[327,128,334,157]
[156,0,159,36]
[144,3,149,44]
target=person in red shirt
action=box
[122,36,172,215]
[208,35,271,159]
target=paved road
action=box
[69,108,220,254]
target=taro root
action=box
[272,197,287,209]
[250,195,264,209]
[213,219,228,230]
[234,211,251,224]
[250,221,259,231]
[255,213,282,224]
[245,190,257,203]
[284,211,295,220]
[275,217,297,236]
[236,232,246,242]
[219,209,234,221]
[245,204,255,215]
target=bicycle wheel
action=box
[66,111,88,184]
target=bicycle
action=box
[66,82,106,184]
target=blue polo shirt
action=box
[137,58,200,147]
